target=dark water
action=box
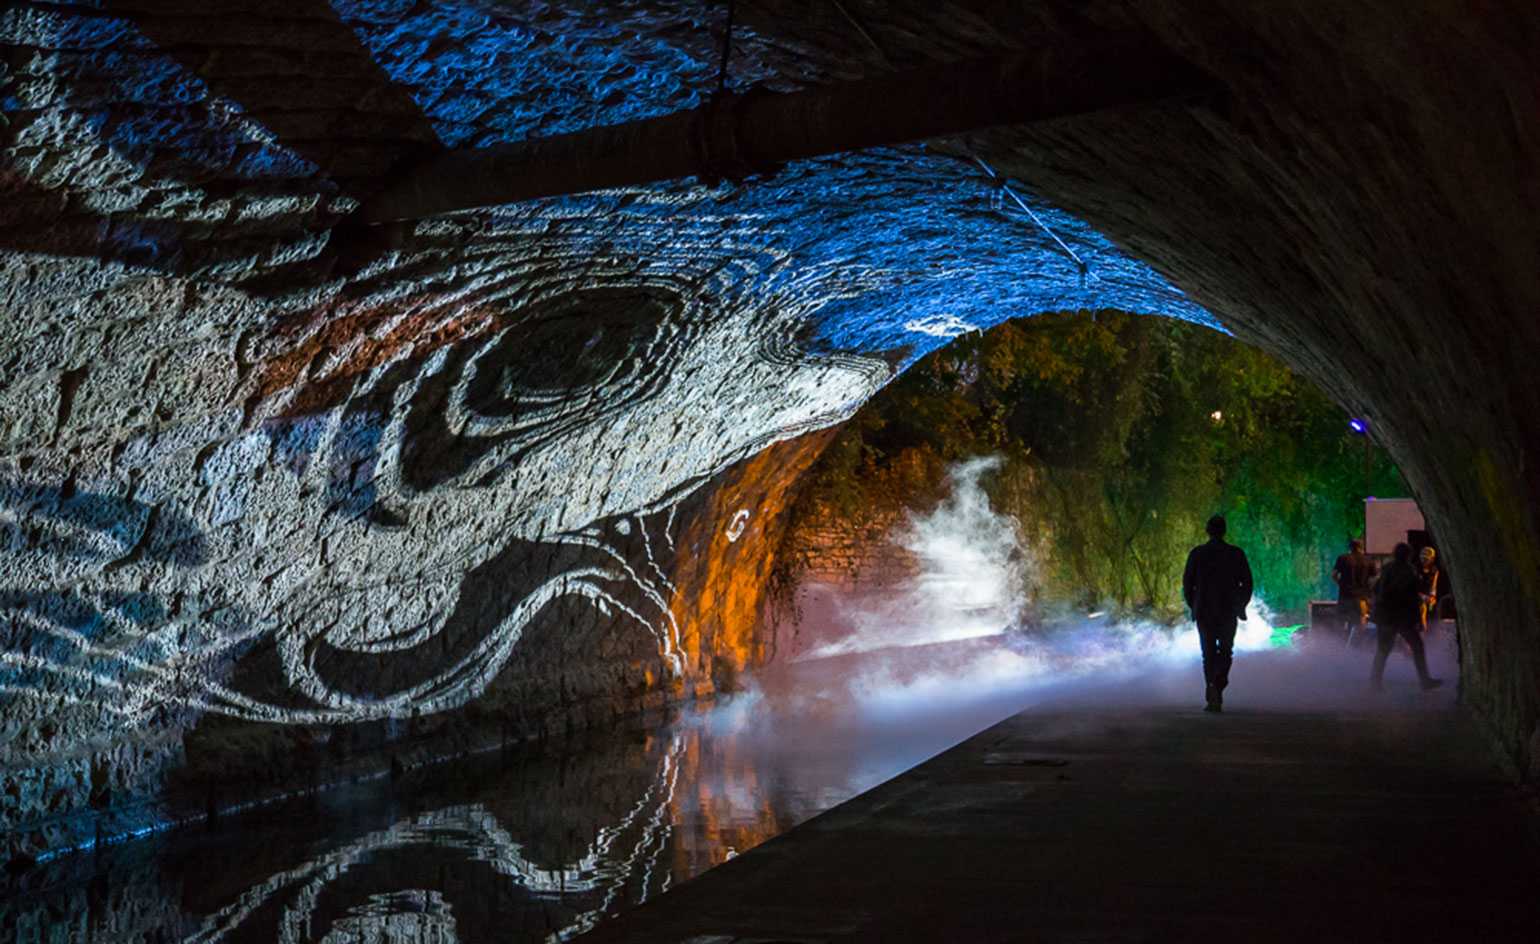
[0,640,1031,944]
[2,723,803,942]
[2,623,1456,943]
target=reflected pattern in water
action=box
[6,627,1115,943]
[1,698,924,944]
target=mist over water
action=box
[792,454,1279,671]
[801,456,1028,658]
[732,457,1457,802]
[6,461,1458,943]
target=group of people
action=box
[1332,538,1443,692]
[1179,516,1444,714]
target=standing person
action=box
[1183,515,1254,713]
[1371,542,1443,691]
[1417,546,1441,634]
[1332,539,1377,644]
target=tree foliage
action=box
[797,311,1406,619]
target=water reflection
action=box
[186,724,802,944]
[7,625,1157,943]
[185,785,685,942]
[8,619,1420,943]
[0,704,863,944]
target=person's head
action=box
[1393,542,1412,563]
[1205,515,1227,539]
[1420,546,1436,565]
[1350,538,1365,554]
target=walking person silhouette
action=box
[1332,538,1378,645]
[1371,542,1444,692]
[1183,515,1254,713]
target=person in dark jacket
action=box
[1332,538,1377,642]
[1371,542,1443,691]
[1183,515,1254,713]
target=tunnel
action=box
[2,0,1538,939]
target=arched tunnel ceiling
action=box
[2,0,1539,857]
[2,0,1221,520]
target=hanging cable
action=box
[974,156,1090,286]
[716,0,736,95]
[823,3,1092,288]
[831,0,895,69]
[696,0,749,186]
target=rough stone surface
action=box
[2,0,1538,859]
[778,450,936,592]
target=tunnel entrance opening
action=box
[0,305,1463,943]
[4,3,1539,937]
[761,309,1452,718]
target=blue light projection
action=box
[480,146,1217,381]
[3,6,321,181]
[328,0,1214,365]
[0,1,1234,865]
[0,3,1226,848]
[797,160,1214,368]
[5,0,1217,354]
[329,0,750,148]
[313,0,1216,366]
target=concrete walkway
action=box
[578,643,1540,943]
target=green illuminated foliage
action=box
[795,311,1405,620]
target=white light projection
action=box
[725,509,751,543]
[0,0,1225,856]
[1,189,1199,735]
[1,222,897,732]
[2,70,1215,740]
[210,245,894,724]
[183,735,687,943]
[902,313,978,338]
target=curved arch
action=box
[1,1,1536,861]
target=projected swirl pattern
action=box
[0,0,1218,851]
[185,742,687,943]
[4,246,894,730]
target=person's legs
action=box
[1398,623,1440,688]
[1197,618,1236,710]
[1342,598,1368,646]
[1212,622,1237,692]
[1196,620,1216,699]
[1371,624,1396,689]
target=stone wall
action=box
[764,447,949,662]
[782,504,916,591]
[771,0,1540,781]
[983,1,1540,776]
[775,446,945,591]
[664,429,836,681]
[3,0,1539,863]
[1,0,1205,862]
[769,502,918,663]
[0,424,831,862]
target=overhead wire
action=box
[716,0,736,95]
[972,156,1090,286]
[827,0,1093,286]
